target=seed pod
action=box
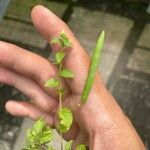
[81,30,105,103]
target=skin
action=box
[0,5,145,150]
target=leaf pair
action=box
[44,69,74,88]
[45,73,73,89]
[51,31,72,47]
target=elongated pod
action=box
[81,30,105,104]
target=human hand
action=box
[0,5,145,150]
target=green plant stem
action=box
[59,87,62,111]
[58,63,63,111]
[59,88,63,150]
[59,62,63,150]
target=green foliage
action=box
[44,78,60,88]
[50,31,72,47]
[45,31,74,149]
[65,140,73,150]
[81,30,105,103]
[24,118,53,150]
[57,107,73,133]
[23,30,105,150]
[76,144,87,150]
[55,51,65,64]
[59,31,72,47]
[59,68,74,78]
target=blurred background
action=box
[0,0,150,149]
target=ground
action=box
[0,0,150,149]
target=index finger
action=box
[31,5,92,95]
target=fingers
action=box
[0,41,68,98]
[31,5,92,94]
[5,100,54,125]
[0,66,58,112]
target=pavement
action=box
[0,0,149,149]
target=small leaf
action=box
[50,37,60,44]
[39,126,53,144]
[26,129,38,146]
[76,144,87,150]
[50,31,72,47]
[44,79,60,88]
[59,69,74,78]
[33,118,45,134]
[57,107,73,133]
[55,51,65,64]
[65,140,73,150]
[59,31,72,47]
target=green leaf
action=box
[25,118,53,149]
[26,129,38,146]
[57,107,73,133]
[59,31,72,47]
[44,78,60,88]
[59,68,74,78]
[55,51,65,64]
[76,144,87,150]
[50,37,60,44]
[81,30,105,104]
[65,140,73,150]
[39,126,53,144]
[33,118,45,134]
[50,31,72,47]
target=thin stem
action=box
[59,87,62,111]
[59,63,63,111]
[59,63,63,150]
[59,82,63,150]
[59,87,63,150]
